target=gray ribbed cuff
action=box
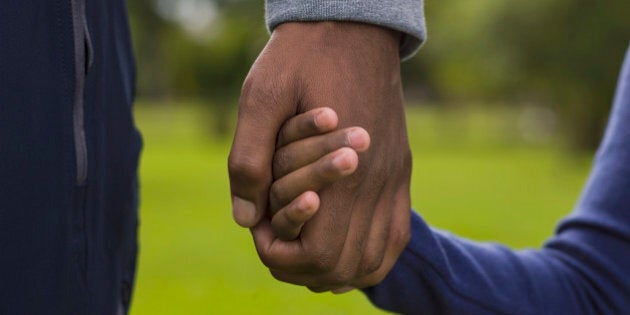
[265,0,426,61]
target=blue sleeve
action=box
[265,0,426,61]
[364,45,630,314]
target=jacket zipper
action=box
[70,0,92,185]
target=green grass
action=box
[130,101,592,314]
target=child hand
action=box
[269,107,370,240]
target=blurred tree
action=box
[128,0,267,135]
[405,0,629,150]
[127,0,174,97]
[128,0,628,147]
[493,0,629,150]
[170,1,267,135]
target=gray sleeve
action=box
[265,0,426,61]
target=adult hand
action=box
[228,21,412,291]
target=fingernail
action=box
[347,128,369,151]
[313,110,324,127]
[314,109,337,130]
[332,286,355,294]
[232,197,257,227]
[332,150,353,171]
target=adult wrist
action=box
[265,0,426,60]
[271,22,401,64]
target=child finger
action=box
[273,127,370,179]
[276,107,338,148]
[271,191,320,241]
[269,147,358,213]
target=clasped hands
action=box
[228,22,412,293]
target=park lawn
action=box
[130,101,591,314]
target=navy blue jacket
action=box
[365,46,630,314]
[0,1,141,314]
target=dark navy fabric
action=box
[365,46,630,314]
[0,1,141,314]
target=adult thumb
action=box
[228,77,295,227]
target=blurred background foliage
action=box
[125,0,629,314]
[128,0,629,149]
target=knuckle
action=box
[269,183,285,207]
[228,152,267,184]
[328,267,354,286]
[359,253,384,276]
[272,148,291,176]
